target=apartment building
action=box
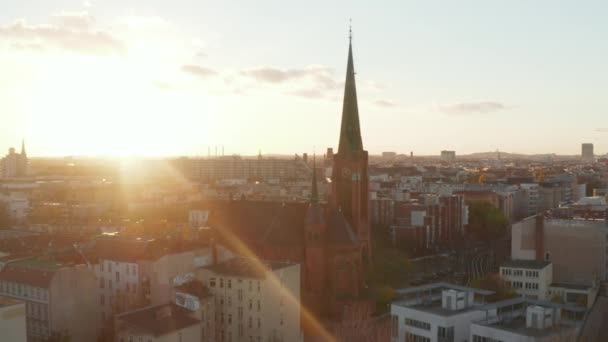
[93,236,227,323]
[500,260,552,300]
[174,155,311,181]
[520,183,540,216]
[511,215,608,284]
[470,298,585,342]
[197,257,303,342]
[391,194,465,251]
[0,296,26,341]
[0,258,100,341]
[390,283,494,342]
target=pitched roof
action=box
[0,260,60,288]
[261,203,307,246]
[117,303,200,337]
[202,200,307,247]
[327,211,359,246]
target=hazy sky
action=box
[1,0,607,157]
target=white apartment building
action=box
[500,260,552,300]
[470,298,586,342]
[390,283,494,342]
[0,259,100,342]
[0,296,26,342]
[93,236,228,324]
[197,257,303,342]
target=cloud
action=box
[241,66,302,83]
[375,99,397,108]
[181,64,218,78]
[0,18,125,55]
[596,128,608,133]
[241,65,337,86]
[51,11,94,30]
[437,101,508,115]
[289,89,324,99]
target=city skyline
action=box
[2,1,608,157]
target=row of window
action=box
[0,281,48,301]
[209,278,261,292]
[216,296,261,311]
[404,318,431,330]
[405,332,431,342]
[502,268,540,278]
[27,318,49,337]
[472,335,504,342]
[26,302,48,320]
[214,314,263,329]
[99,277,138,293]
[508,281,538,290]
[99,260,138,276]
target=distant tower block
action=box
[410,151,413,158]
[581,143,594,159]
[440,150,456,163]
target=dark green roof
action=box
[338,40,363,155]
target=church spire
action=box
[21,139,26,157]
[310,156,319,204]
[338,23,363,155]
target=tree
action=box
[366,247,412,288]
[467,201,509,241]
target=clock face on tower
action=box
[341,167,351,178]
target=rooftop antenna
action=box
[349,18,352,44]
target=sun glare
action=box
[25,53,215,157]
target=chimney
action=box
[535,214,545,261]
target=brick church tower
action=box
[330,29,371,261]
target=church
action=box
[203,32,387,340]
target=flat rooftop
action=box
[550,282,592,291]
[392,283,494,317]
[474,316,578,338]
[395,298,483,317]
[0,296,24,308]
[502,259,551,270]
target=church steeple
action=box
[21,139,26,157]
[338,25,363,155]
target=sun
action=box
[25,53,215,157]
